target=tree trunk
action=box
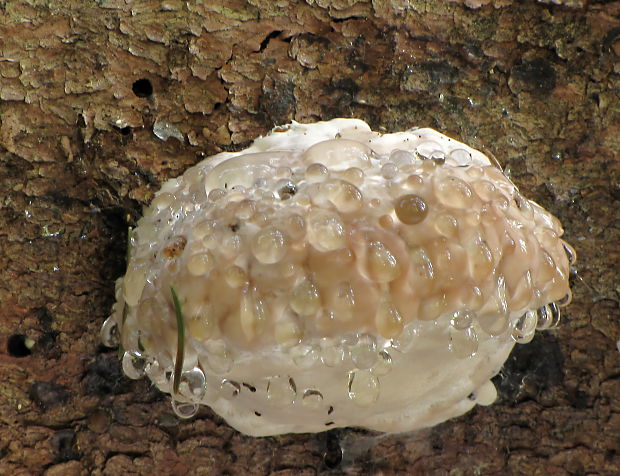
[1,0,619,474]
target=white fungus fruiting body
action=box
[102,119,575,436]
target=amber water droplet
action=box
[290,279,321,316]
[307,209,345,252]
[367,241,401,282]
[376,297,404,339]
[394,194,428,225]
[436,176,474,208]
[251,226,288,264]
[224,265,248,288]
[186,251,214,276]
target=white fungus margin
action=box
[102,118,575,436]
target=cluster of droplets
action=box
[102,120,575,434]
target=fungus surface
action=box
[102,119,575,436]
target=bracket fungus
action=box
[102,119,575,436]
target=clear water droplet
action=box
[145,359,168,387]
[536,302,560,330]
[562,242,576,265]
[202,340,233,374]
[122,350,147,379]
[381,163,398,179]
[450,309,476,330]
[267,376,296,405]
[350,334,378,369]
[302,389,323,409]
[290,344,319,368]
[171,399,199,419]
[178,367,207,401]
[449,327,478,358]
[100,316,120,347]
[511,310,537,344]
[220,379,240,398]
[320,339,346,367]
[372,350,393,376]
[348,370,379,407]
[448,148,472,165]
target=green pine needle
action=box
[170,285,185,395]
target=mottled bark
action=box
[0,0,619,474]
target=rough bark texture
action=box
[1,0,619,474]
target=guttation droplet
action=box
[350,335,378,369]
[178,367,207,401]
[251,226,288,264]
[171,399,199,419]
[394,194,428,225]
[101,316,120,347]
[536,302,560,330]
[302,389,323,409]
[449,327,478,358]
[221,379,241,398]
[511,310,537,344]
[122,350,147,379]
[267,376,296,405]
[348,370,380,407]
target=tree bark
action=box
[1,0,619,474]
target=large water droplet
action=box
[394,194,428,225]
[511,310,537,344]
[100,316,120,347]
[348,370,379,407]
[122,350,147,379]
[178,367,207,401]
